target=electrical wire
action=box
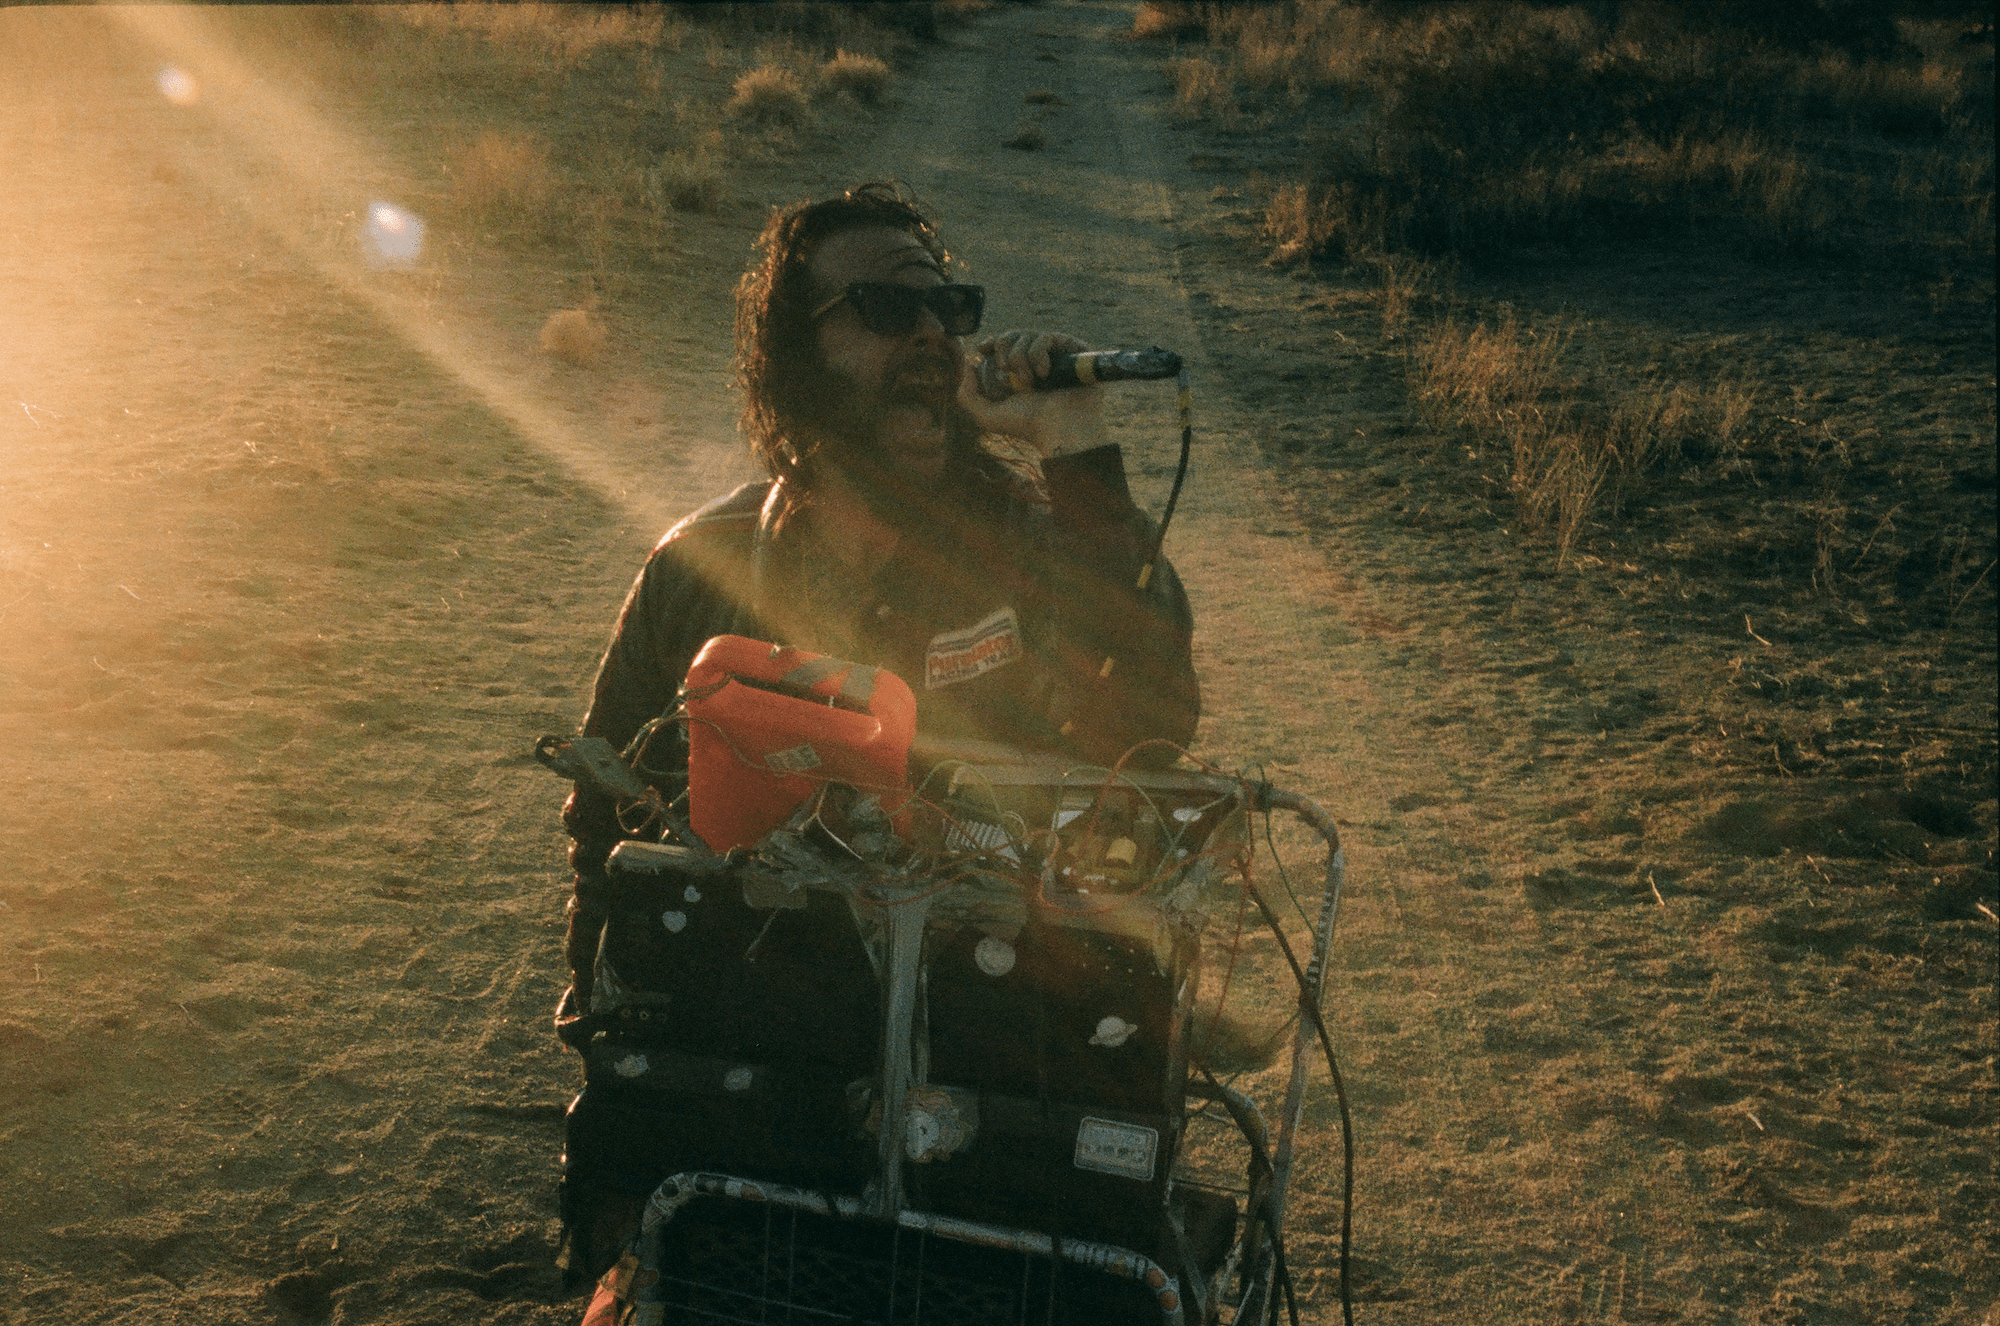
[1137,365,1194,592]
[1242,762,1314,929]
[1245,875,1356,1326]
[1264,801,1315,930]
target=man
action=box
[558,182,1200,1317]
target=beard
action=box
[782,341,983,523]
[795,343,962,458]
[776,343,988,531]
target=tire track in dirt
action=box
[802,5,1428,1316]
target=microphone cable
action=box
[1136,365,1192,594]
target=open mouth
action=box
[887,353,959,402]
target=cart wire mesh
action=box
[648,1192,1171,1325]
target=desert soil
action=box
[1,4,1993,1325]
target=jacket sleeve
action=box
[560,536,741,877]
[1039,444,1200,768]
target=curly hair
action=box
[734,181,951,483]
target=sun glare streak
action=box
[108,6,694,536]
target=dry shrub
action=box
[1417,314,1602,566]
[1375,255,1441,342]
[1182,2,1994,270]
[539,309,606,367]
[1264,181,1342,265]
[392,3,672,71]
[448,130,559,227]
[821,49,891,104]
[1131,2,1211,42]
[647,147,722,213]
[1789,53,1970,137]
[1414,314,1760,565]
[729,64,810,125]
[1004,120,1046,151]
[1167,55,1233,121]
[1413,312,1572,444]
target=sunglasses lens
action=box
[844,284,984,337]
[929,285,984,336]
[847,285,923,336]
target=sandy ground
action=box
[1,4,1994,1324]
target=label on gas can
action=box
[1073,1117,1158,1181]
[764,743,822,774]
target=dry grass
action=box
[538,308,607,367]
[1166,55,1234,122]
[446,129,561,229]
[646,146,723,214]
[1263,180,1344,265]
[821,49,892,104]
[1174,3,1994,273]
[728,63,811,125]
[389,2,679,76]
[1023,88,1063,106]
[1412,312,1761,566]
[1182,2,1994,605]
[376,4,934,273]
[1374,255,1443,343]
[1130,1,1210,43]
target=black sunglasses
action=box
[810,282,985,338]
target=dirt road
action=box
[2,4,1991,1324]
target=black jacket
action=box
[561,443,1199,875]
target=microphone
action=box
[975,346,1183,401]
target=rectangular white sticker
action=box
[1074,1117,1158,1181]
[925,606,1023,691]
[764,743,821,774]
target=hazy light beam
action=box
[110,6,691,536]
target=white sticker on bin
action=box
[765,743,822,774]
[1073,1117,1158,1181]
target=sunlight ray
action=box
[107,4,692,535]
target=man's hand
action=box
[959,329,1109,459]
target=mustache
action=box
[885,346,962,392]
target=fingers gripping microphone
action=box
[975,346,1183,401]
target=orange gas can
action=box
[683,635,917,852]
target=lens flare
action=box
[364,201,425,267]
[156,67,199,105]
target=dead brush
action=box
[1413,314,1760,565]
[1181,0,1996,269]
[388,3,670,84]
[1597,381,1752,512]
[1130,2,1211,42]
[1167,56,1235,123]
[1263,181,1342,265]
[729,64,811,126]
[1375,255,1443,342]
[539,307,607,368]
[1411,313,1600,562]
[647,146,723,213]
[447,130,560,230]
[820,49,891,104]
